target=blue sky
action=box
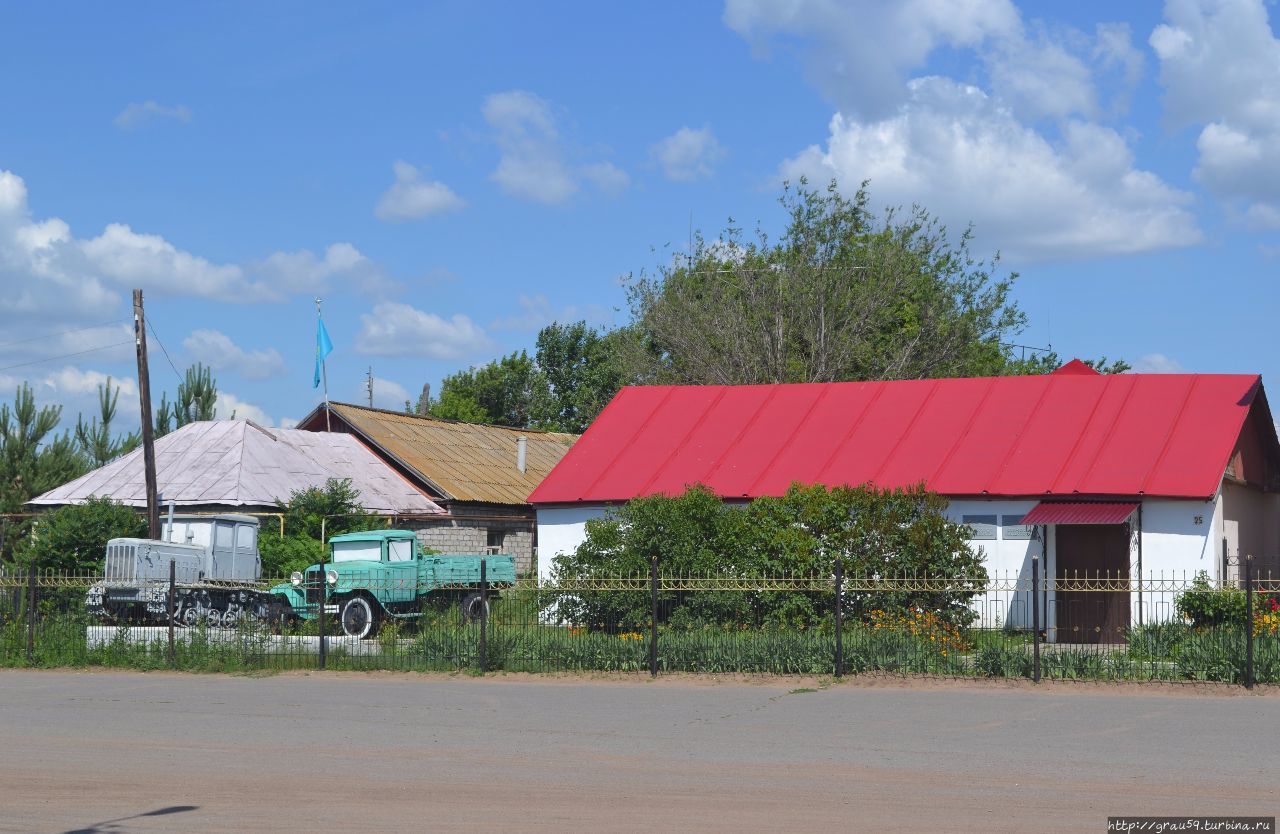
[1,1,1277,430]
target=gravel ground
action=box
[1,670,1277,832]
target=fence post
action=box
[1244,556,1254,690]
[649,553,659,678]
[167,559,176,667]
[317,574,327,671]
[1032,555,1041,683]
[26,567,36,664]
[478,558,488,674]
[833,552,844,679]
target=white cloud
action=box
[489,294,614,333]
[580,162,630,195]
[483,90,627,203]
[724,0,1020,118]
[279,417,299,430]
[114,101,192,130]
[1151,0,1280,221]
[214,391,273,426]
[182,329,287,380]
[1133,353,1185,373]
[651,126,726,181]
[374,161,466,221]
[779,77,1200,262]
[356,302,492,359]
[255,242,393,296]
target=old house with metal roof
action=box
[30,420,444,525]
[297,402,577,573]
[530,362,1280,641]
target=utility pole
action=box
[366,366,374,408]
[133,289,160,539]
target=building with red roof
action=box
[530,363,1280,641]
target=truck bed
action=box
[419,554,517,589]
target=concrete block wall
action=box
[402,513,536,575]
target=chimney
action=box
[516,435,527,474]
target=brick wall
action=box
[401,504,536,574]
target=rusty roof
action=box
[313,402,577,505]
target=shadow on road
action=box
[63,805,199,833]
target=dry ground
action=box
[1,669,1277,832]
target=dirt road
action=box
[1,671,1276,832]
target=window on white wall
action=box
[963,515,997,540]
[1002,515,1033,541]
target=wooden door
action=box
[1055,524,1130,644]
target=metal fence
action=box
[2,562,1277,686]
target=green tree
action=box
[429,350,553,428]
[620,179,1104,385]
[535,321,625,433]
[16,496,145,572]
[258,478,378,576]
[155,362,219,437]
[0,383,88,515]
[74,378,140,467]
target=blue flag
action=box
[314,318,333,388]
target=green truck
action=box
[271,529,516,639]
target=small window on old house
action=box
[962,515,998,540]
[486,529,503,553]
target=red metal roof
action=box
[528,371,1270,505]
[1021,501,1139,525]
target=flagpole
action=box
[316,297,331,431]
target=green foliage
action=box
[258,478,377,576]
[429,350,553,428]
[74,378,140,467]
[534,321,625,433]
[16,497,146,572]
[553,483,986,632]
[620,180,1039,385]
[1175,571,1249,628]
[0,383,89,516]
[155,362,219,437]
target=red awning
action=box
[1021,501,1139,525]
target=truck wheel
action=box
[459,592,489,623]
[340,596,380,640]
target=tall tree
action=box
[535,321,624,433]
[74,378,140,467]
[155,362,219,437]
[622,180,1029,385]
[430,350,553,428]
[0,383,88,514]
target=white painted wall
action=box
[535,506,609,583]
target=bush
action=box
[1176,572,1248,628]
[17,497,146,573]
[553,483,985,631]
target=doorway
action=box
[1055,524,1130,644]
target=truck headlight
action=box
[326,569,339,586]
[290,571,303,588]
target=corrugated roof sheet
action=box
[323,403,577,505]
[1021,501,1140,525]
[29,420,443,515]
[529,372,1269,504]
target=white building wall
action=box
[535,506,609,583]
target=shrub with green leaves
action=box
[18,496,146,573]
[554,483,985,631]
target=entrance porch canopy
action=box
[1020,501,1140,525]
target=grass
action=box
[3,604,1277,684]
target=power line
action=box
[0,341,133,374]
[0,318,130,351]
[145,319,182,383]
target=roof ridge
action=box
[1076,374,1140,491]
[807,382,888,487]
[866,379,942,485]
[700,386,781,488]
[579,387,677,499]
[987,375,1055,492]
[927,376,998,486]
[328,401,572,436]
[634,387,729,497]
